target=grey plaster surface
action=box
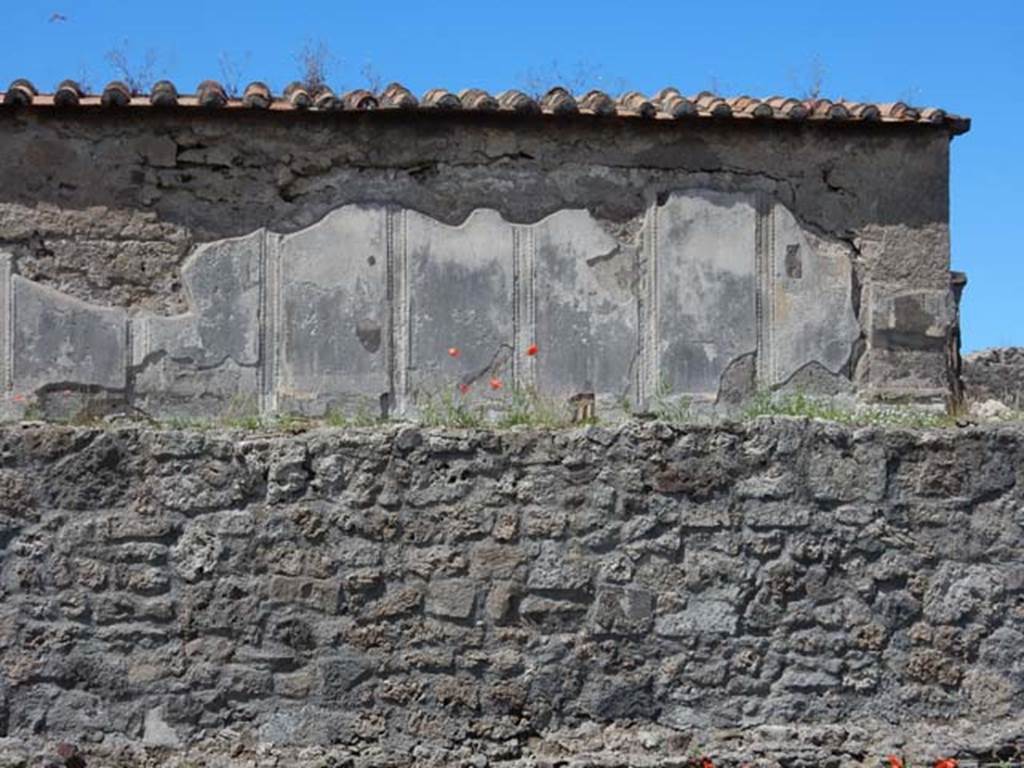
[276,205,389,415]
[0,113,958,405]
[11,273,126,393]
[0,191,872,418]
[654,190,758,397]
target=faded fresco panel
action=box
[656,190,758,397]
[769,203,860,386]
[277,205,389,415]
[12,276,127,392]
[406,209,514,400]
[532,210,639,402]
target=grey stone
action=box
[527,541,592,591]
[143,706,181,747]
[588,585,655,636]
[425,578,477,619]
[319,652,372,700]
[655,597,738,636]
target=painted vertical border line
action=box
[0,252,11,395]
[754,192,777,388]
[386,208,410,414]
[259,228,282,416]
[639,200,660,409]
[512,226,537,390]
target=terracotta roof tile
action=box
[0,78,971,135]
[578,89,616,116]
[540,87,578,115]
[152,80,179,107]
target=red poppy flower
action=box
[12,394,24,403]
[458,383,471,395]
[489,377,503,390]
[526,343,539,357]
[700,759,714,768]
[448,347,460,358]
[887,757,904,768]
[935,760,957,768]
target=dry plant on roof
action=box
[104,41,159,95]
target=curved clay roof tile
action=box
[826,102,850,120]
[196,80,228,108]
[422,88,461,109]
[804,98,832,118]
[495,90,540,113]
[919,106,946,123]
[313,87,341,110]
[727,95,758,115]
[617,91,655,117]
[764,97,808,120]
[842,102,880,121]
[101,81,132,107]
[578,90,616,116]
[242,82,272,109]
[459,89,498,111]
[657,92,697,118]
[284,82,312,109]
[54,80,83,107]
[3,79,37,105]
[343,89,378,110]
[379,83,417,109]
[541,87,578,115]
[694,92,732,117]
[653,86,682,103]
[151,80,179,107]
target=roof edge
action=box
[0,79,972,136]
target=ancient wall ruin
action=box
[0,106,962,419]
[0,420,1021,766]
[965,348,1024,409]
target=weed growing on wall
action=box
[742,391,959,428]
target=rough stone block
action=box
[425,578,477,620]
[588,585,655,636]
[527,541,592,591]
[655,597,738,637]
[319,652,372,701]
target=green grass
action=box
[742,391,959,428]
[495,387,573,429]
[12,385,1018,432]
[649,375,694,423]
[417,389,486,429]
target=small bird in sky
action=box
[49,12,68,22]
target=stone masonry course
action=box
[0,419,1021,766]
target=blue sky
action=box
[1,0,1021,352]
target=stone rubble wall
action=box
[0,111,958,411]
[0,420,1022,766]
[964,347,1024,409]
